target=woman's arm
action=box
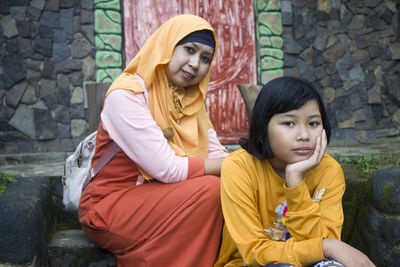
[204,158,224,176]
[102,89,201,182]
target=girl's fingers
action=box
[317,130,327,163]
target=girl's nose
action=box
[297,125,310,141]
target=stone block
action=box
[94,0,120,10]
[258,12,282,35]
[323,41,345,63]
[83,56,96,81]
[71,119,88,137]
[3,53,26,89]
[9,104,35,139]
[40,11,60,28]
[0,177,52,266]
[0,15,18,38]
[389,43,400,60]
[95,10,122,34]
[95,51,122,68]
[6,81,28,109]
[71,36,92,58]
[34,109,58,140]
[49,229,116,267]
[52,42,70,62]
[260,69,283,84]
[71,86,84,104]
[260,56,283,70]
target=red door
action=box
[123,0,257,143]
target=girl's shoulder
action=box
[225,148,259,165]
[320,153,342,171]
[223,148,268,173]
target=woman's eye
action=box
[283,122,294,126]
[201,55,211,64]
[185,46,195,54]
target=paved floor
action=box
[0,137,399,178]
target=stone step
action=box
[48,229,116,267]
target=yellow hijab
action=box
[106,14,217,161]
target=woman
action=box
[79,14,228,267]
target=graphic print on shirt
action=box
[264,187,327,241]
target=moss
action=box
[0,172,16,196]
[382,181,396,210]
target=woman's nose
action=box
[188,55,200,69]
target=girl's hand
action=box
[322,239,376,267]
[285,130,327,188]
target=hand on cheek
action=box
[285,130,327,188]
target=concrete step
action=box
[48,229,116,267]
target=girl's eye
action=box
[309,121,321,127]
[283,122,294,126]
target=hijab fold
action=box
[105,14,218,180]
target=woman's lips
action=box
[182,70,194,80]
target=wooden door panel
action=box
[123,0,256,143]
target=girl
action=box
[79,15,228,267]
[214,77,375,267]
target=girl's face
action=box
[167,42,214,88]
[267,100,323,171]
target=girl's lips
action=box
[293,148,312,155]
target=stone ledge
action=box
[48,229,116,267]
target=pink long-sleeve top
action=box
[100,89,229,184]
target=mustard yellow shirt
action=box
[214,149,345,267]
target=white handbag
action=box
[62,131,120,211]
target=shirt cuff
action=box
[284,180,316,212]
[187,157,205,179]
[293,237,325,265]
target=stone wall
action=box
[281,0,400,140]
[0,0,95,154]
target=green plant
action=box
[0,172,17,196]
[333,154,400,178]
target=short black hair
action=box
[240,76,331,160]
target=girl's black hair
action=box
[240,76,331,160]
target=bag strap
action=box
[82,74,147,191]
[82,141,121,191]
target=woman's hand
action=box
[322,239,375,267]
[285,130,327,188]
[204,158,224,176]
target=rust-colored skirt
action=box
[79,176,223,267]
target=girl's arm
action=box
[221,156,326,266]
[284,164,345,241]
[322,239,375,267]
[285,130,327,188]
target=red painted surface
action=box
[123,0,257,143]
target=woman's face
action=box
[167,42,214,88]
[267,100,324,171]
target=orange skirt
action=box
[79,176,223,267]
